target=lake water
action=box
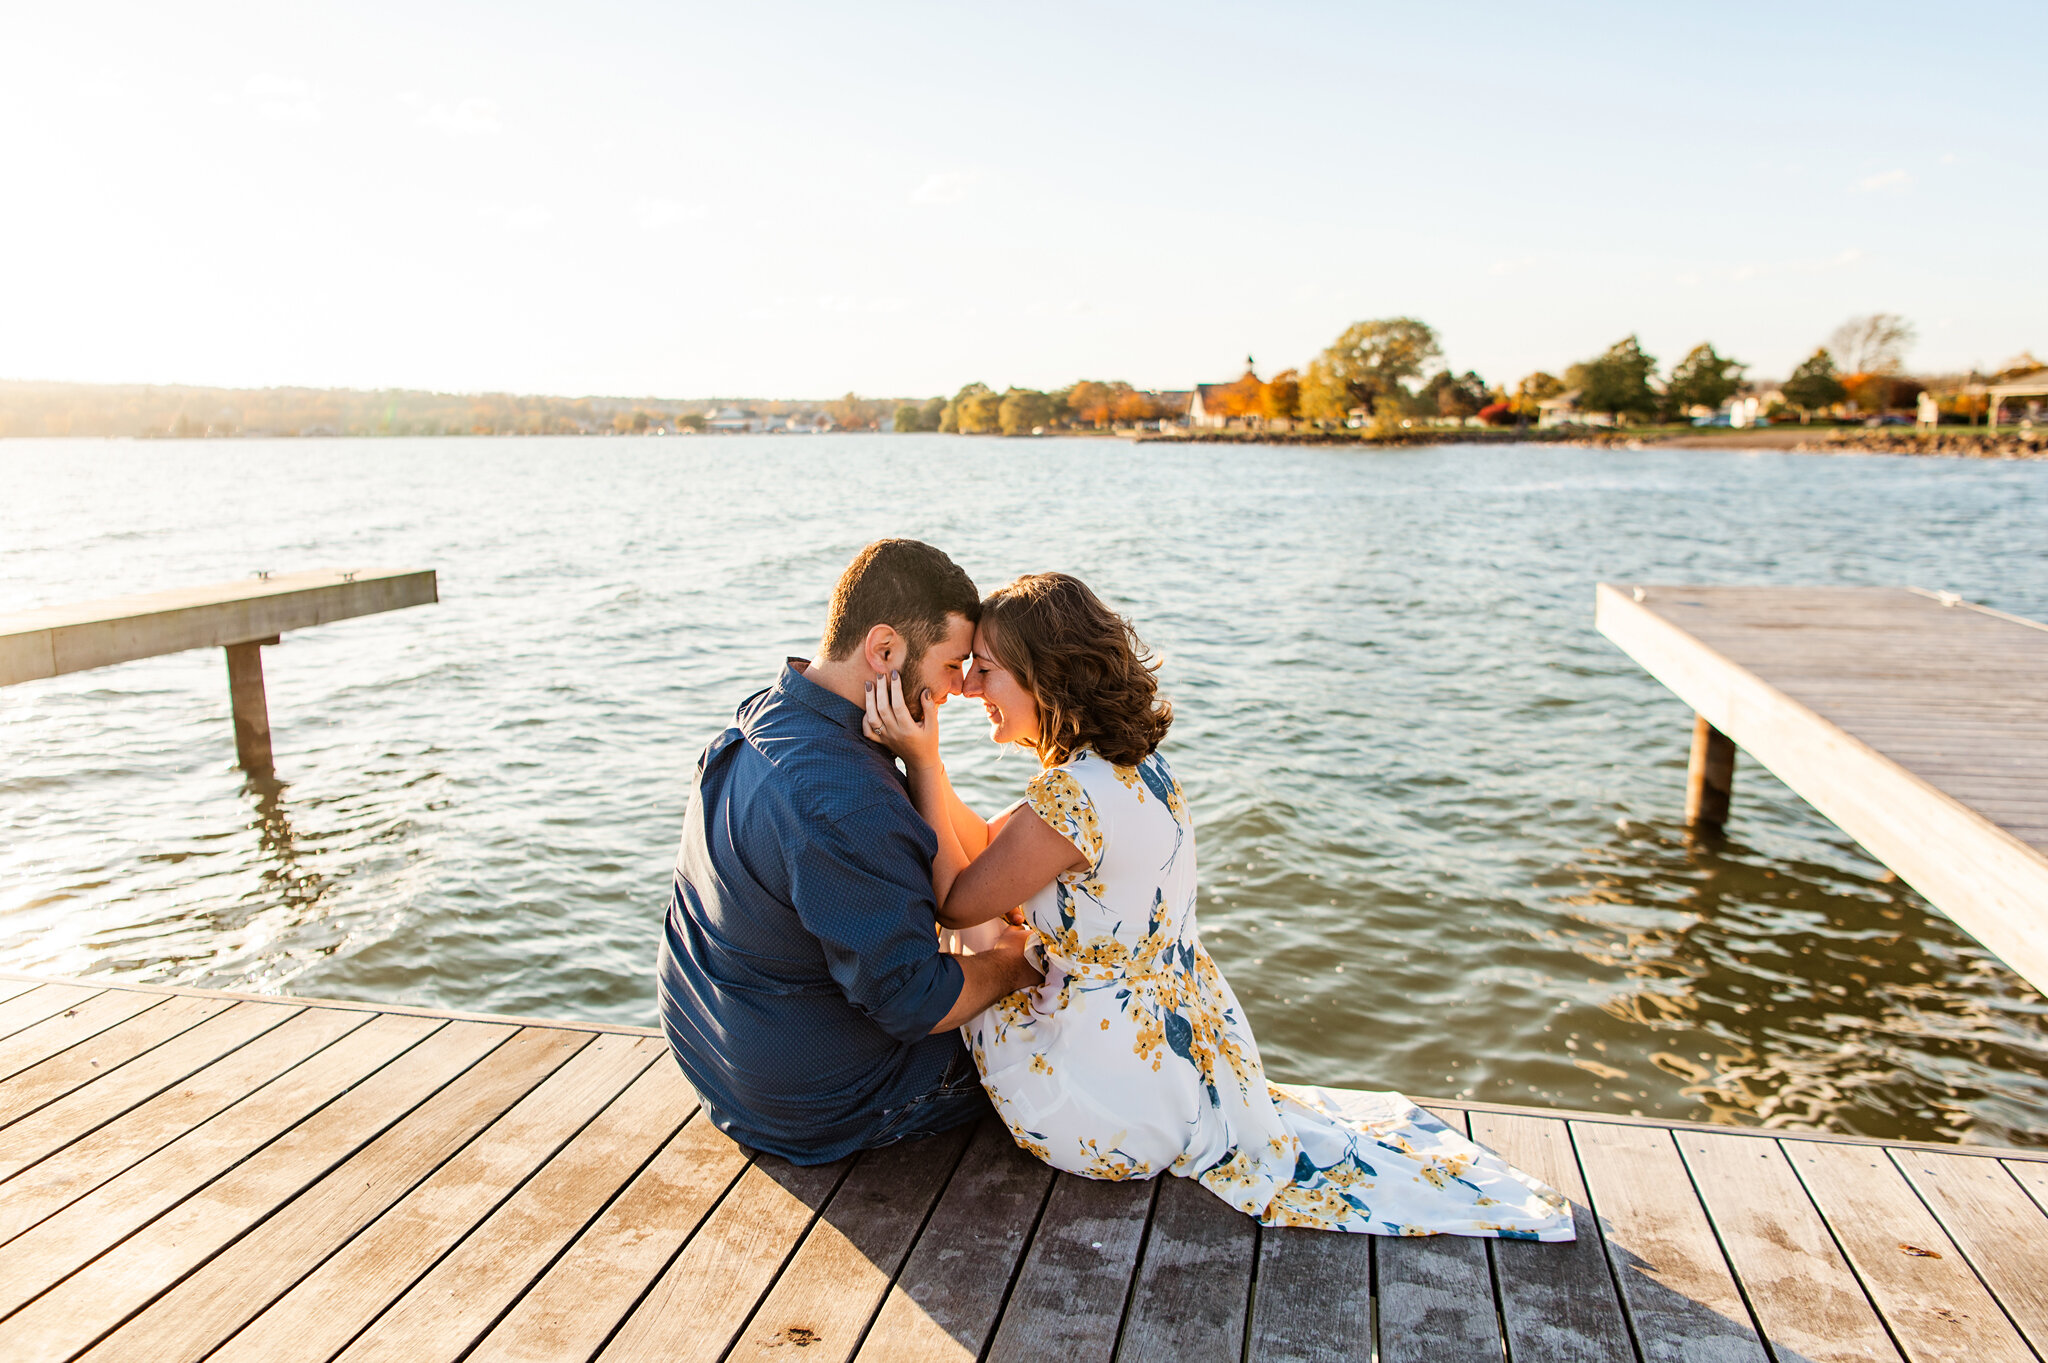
[4,435,2045,1147]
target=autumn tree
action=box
[1297,360,1352,426]
[1510,372,1564,419]
[892,403,922,432]
[1785,345,1851,419]
[954,385,1002,434]
[1663,343,1746,417]
[1111,390,1158,424]
[1828,314,1915,376]
[832,392,885,430]
[1419,369,1488,420]
[998,387,1055,435]
[1259,369,1301,423]
[1566,336,1660,424]
[941,382,993,433]
[1314,317,1442,413]
[1066,380,1137,428]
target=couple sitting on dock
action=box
[657,539,1572,1240]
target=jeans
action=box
[864,1036,991,1148]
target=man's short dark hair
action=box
[821,539,980,665]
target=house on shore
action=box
[1189,367,1264,429]
[1535,391,1614,428]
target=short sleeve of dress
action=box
[1026,764,1105,869]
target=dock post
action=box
[1685,713,1735,829]
[224,639,277,773]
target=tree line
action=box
[902,310,2021,437]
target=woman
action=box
[864,572,1572,1238]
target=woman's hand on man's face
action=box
[864,669,942,773]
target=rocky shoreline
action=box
[1135,426,2047,460]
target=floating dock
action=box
[2,973,2045,1362]
[1597,583,2048,1000]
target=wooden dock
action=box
[0,568,437,773]
[3,972,2046,1362]
[1597,583,2048,1000]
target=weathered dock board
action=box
[3,973,2043,1362]
[1597,583,2048,998]
[0,568,437,771]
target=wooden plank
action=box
[0,1015,496,1363]
[0,987,165,1083]
[331,1057,698,1363]
[1116,1172,1258,1363]
[858,1118,1058,1363]
[0,568,437,686]
[467,1105,753,1363]
[1890,1150,2048,1351]
[1570,1120,1767,1363]
[0,1003,364,1242]
[1246,1227,1371,1362]
[1465,1111,1633,1363]
[1676,1130,1900,1362]
[2006,1157,2048,1216]
[1596,583,2048,998]
[727,1124,976,1363]
[0,993,233,1128]
[0,976,43,1007]
[1784,1139,2034,1363]
[596,1155,853,1361]
[983,1173,1157,1363]
[0,971,660,1038]
[1376,1105,1501,1363]
[127,1029,619,1363]
[0,982,104,1042]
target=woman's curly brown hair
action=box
[978,573,1172,768]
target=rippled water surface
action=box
[4,435,2045,1147]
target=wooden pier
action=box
[0,569,437,774]
[3,972,2045,1362]
[1597,583,2048,1001]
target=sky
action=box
[3,0,2042,398]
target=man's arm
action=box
[929,924,1041,1033]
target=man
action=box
[658,538,1041,1163]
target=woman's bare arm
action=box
[937,803,1087,930]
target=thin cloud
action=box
[637,199,708,230]
[911,171,979,205]
[816,295,908,314]
[244,73,318,122]
[1855,168,1910,192]
[422,96,501,137]
[504,204,552,233]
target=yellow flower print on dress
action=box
[966,749,1575,1242]
[1026,767,1103,868]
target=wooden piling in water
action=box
[1685,713,1735,829]
[223,639,275,773]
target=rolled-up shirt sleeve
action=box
[785,801,964,1043]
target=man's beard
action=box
[901,649,927,723]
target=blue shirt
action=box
[657,660,967,1163]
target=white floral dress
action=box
[966,749,1574,1239]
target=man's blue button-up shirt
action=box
[657,660,967,1163]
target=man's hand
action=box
[930,923,1042,1033]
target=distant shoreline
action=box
[1134,426,2048,460]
